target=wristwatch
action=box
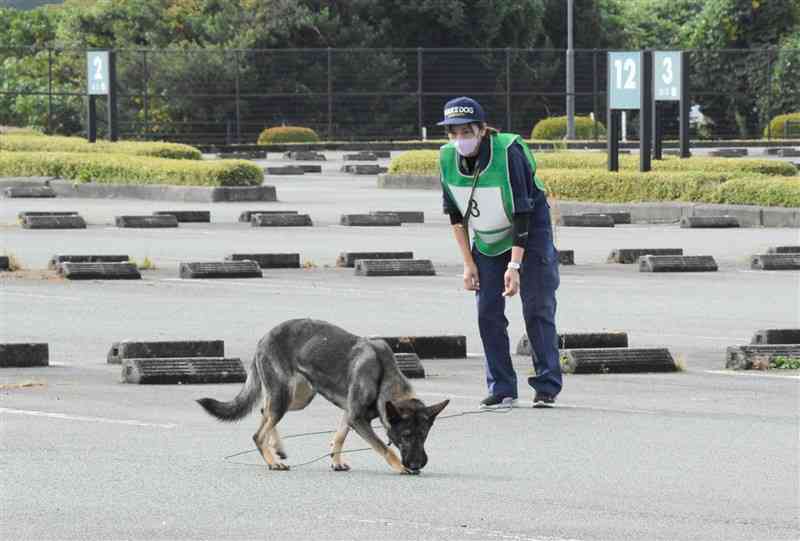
[507,261,521,271]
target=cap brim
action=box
[436,118,480,126]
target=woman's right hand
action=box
[463,262,480,291]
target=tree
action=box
[685,0,799,137]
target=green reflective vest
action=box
[440,133,544,256]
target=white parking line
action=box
[0,407,177,429]
[704,370,800,380]
[415,392,658,416]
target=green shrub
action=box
[257,126,320,144]
[387,149,439,175]
[0,152,262,187]
[531,115,606,140]
[764,112,800,139]
[388,150,798,178]
[712,176,800,207]
[0,134,201,160]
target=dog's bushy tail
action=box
[196,358,262,421]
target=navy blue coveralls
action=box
[443,136,562,400]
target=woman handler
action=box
[438,97,562,408]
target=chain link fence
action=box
[1,47,798,144]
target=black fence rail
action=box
[1,47,798,144]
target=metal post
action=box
[142,50,149,138]
[107,50,118,141]
[679,51,690,158]
[639,50,652,172]
[592,49,598,140]
[234,50,241,144]
[47,48,53,134]
[653,102,662,160]
[607,109,619,172]
[327,47,333,139]
[505,48,512,131]
[417,47,423,137]
[88,96,97,143]
[566,0,575,139]
[766,49,773,140]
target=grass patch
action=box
[0,152,263,187]
[0,133,202,160]
[771,356,800,369]
[131,256,156,271]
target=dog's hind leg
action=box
[253,388,291,471]
[330,414,351,472]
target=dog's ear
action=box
[385,401,402,423]
[426,399,450,420]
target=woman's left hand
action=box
[502,269,520,297]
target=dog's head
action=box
[385,398,449,473]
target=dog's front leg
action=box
[330,414,351,471]
[348,418,406,474]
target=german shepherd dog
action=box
[197,319,449,474]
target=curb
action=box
[377,174,799,227]
[0,177,276,203]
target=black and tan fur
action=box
[197,319,449,474]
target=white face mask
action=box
[455,132,481,157]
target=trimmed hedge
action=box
[543,169,800,208]
[388,150,798,177]
[0,134,202,160]
[257,126,320,144]
[531,115,606,140]
[764,112,800,139]
[0,152,263,187]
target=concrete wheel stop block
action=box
[238,210,298,222]
[559,214,615,227]
[22,215,86,229]
[107,340,225,364]
[680,216,740,228]
[5,186,56,198]
[49,254,129,270]
[18,211,78,220]
[340,214,401,226]
[726,345,800,370]
[371,211,424,223]
[557,250,575,265]
[751,329,800,345]
[251,213,312,227]
[179,261,263,279]
[516,332,629,355]
[336,251,413,267]
[394,352,425,379]
[639,255,718,272]
[607,248,683,264]
[121,357,246,384]
[153,210,210,223]
[354,259,435,276]
[58,262,141,280]
[563,348,678,374]
[265,165,305,175]
[766,246,800,254]
[0,343,49,367]
[372,335,467,359]
[116,215,179,228]
[750,254,800,270]
[225,253,300,269]
[582,212,631,224]
[284,151,326,161]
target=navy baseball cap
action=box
[437,96,485,126]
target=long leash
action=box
[461,158,482,248]
[223,405,514,469]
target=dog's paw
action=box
[268,462,290,471]
[331,462,351,472]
